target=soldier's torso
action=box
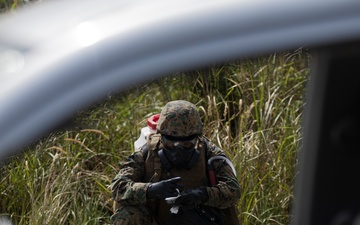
[144,133,208,223]
[143,133,240,225]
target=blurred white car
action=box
[1,0,360,224]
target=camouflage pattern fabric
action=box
[110,137,241,224]
[156,100,203,137]
[111,205,159,225]
[202,140,240,209]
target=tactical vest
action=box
[144,133,240,225]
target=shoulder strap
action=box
[146,133,161,149]
[144,133,162,182]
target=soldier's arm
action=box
[110,149,150,205]
[204,141,241,209]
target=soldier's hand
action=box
[147,177,183,199]
[174,187,208,209]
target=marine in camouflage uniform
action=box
[110,100,241,225]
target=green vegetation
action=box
[0,49,310,224]
[0,0,32,13]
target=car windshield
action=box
[1,0,360,225]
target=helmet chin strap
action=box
[158,149,200,170]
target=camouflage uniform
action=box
[110,100,241,225]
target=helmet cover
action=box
[157,100,202,137]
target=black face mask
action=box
[159,135,199,169]
[163,145,195,169]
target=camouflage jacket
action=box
[110,135,241,209]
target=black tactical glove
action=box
[147,177,183,199]
[174,187,209,209]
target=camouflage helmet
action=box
[156,100,202,137]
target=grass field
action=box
[0,46,310,224]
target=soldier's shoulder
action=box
[201,136,224,156]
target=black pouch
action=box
[167,205,224,225]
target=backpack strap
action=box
[144,133,162,183]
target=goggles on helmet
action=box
[161,135,197,151]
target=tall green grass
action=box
[0,50,309,225]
